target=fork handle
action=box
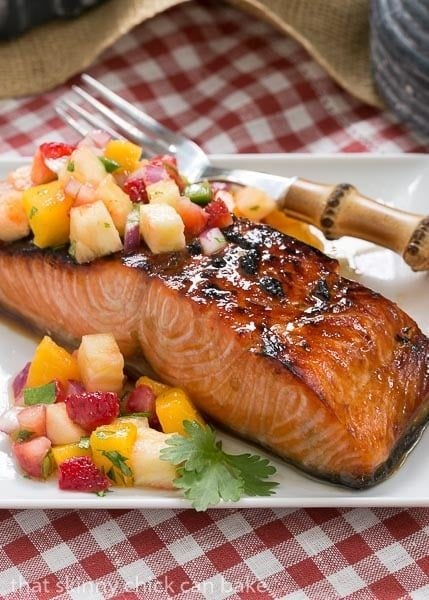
[284,178,429,272]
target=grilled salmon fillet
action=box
[0,219,428,488]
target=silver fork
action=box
[56,74,429,271]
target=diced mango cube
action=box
[155,388,205,436]
[26,335,80,388]
[90,421,137,486]
[69,200,123,264]
[105,140,142,172]
[22,181,73,248]
[147,179,181,209]
[77,333,124,393]
[51,441,91,466]
[140,204,185,254]
[234,186,276,221]
[136,376,170,397]
[94,174,132,235]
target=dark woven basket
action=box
[371,0,429,138]
[0,0,106,40]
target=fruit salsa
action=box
[0,334,278,509]
[0,130,321,262]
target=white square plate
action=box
[1,153,429,509]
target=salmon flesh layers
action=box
[0,219,428,488]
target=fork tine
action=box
[72,85,170,156]
[62,99,124,140]
[55,104,89,137]
[81,74,183,148]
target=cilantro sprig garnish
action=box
[160,420,278,511]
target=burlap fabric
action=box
[0,0,382,107]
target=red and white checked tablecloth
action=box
[0,2,428,599]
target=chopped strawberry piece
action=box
[66,391,120,431]
[12,436,51,478]
[39,142,75,160]
[53,380,67,402]
[17,405,46,437]
[123,177,147,203]
[124,385,160,429]
[205,198,233,229]
[59,456,110,492]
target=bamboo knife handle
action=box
[283,178,429,272]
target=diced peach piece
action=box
[46,403,86,445]
[31,149,56,185]
[12,436,52,478]
[17,405,46,437]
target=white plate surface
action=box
[0,153,429,509]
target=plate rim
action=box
[1,152,428,510]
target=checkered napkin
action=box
[0,3,428,599]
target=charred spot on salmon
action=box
[187,240,202,256]
[311,278,331,302]
[211,256,226,269]
[260,326,286,358]
[202,283,230,300]
[259,276,284,298]
[239,249,261,276]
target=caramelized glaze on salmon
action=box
[0,219,428,487]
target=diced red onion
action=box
[0,407,23,434]
[124,207,141,254]
[12,362,30,399]
[66,380,86,396]
[78,129,111,150]
[64,177,82,198]
[142,164,168,186]
[211,182,228,192]
[199,227,227,255]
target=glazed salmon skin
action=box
[0,219,428,488]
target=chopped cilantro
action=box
[78,437,90,449]
[16,429,33,442]
[160,421,278,511]
[29,206,38,219]
[99,157,120,173]
[68,240,76,258]
[103,222,111,228]
[24,382,57,406]
[67,161,75,172]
